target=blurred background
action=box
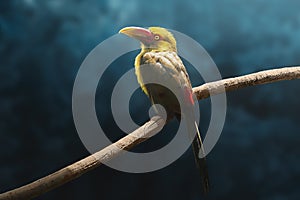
[1,0,300,199]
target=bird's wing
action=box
[142,51,192,87]
[141,51,195,106]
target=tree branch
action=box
[0,116,165,200]
[193,66,300,100]
[1,66,299,200]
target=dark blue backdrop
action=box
[0,0,299,199]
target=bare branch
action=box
[0,116,165,200]
[1,66,299,200]
[193,66,300,100]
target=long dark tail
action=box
[180,110,210,194]
[192,121,210,194]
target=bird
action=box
[119,26,210,194]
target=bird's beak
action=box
[119,26,153,44]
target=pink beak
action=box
[119,26,154,44]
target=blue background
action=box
[1,0,300,199]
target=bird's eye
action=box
[154,35,160,41]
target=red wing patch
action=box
[183,87,194,105]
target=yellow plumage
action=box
[134,27,177,96]
[119,26,210,194]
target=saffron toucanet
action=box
[119,26,210,193]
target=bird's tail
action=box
[191,121,210,194]
[182,111,210,194]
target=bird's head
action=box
[119,26,177,52]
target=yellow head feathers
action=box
[119,26,177,52]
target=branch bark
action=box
[193,67,300,100]
[1,66,299,200]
